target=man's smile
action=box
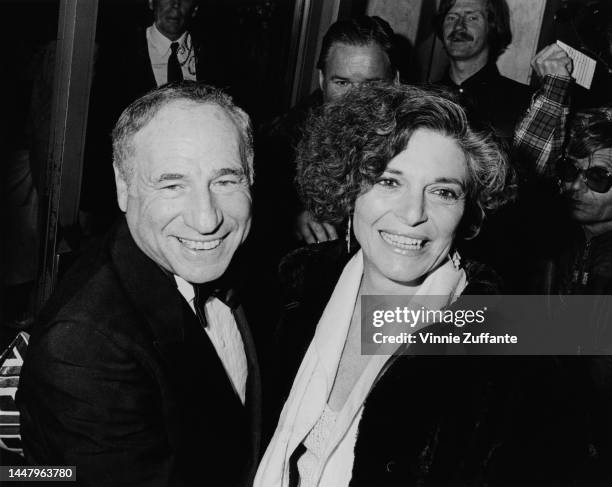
[176,236,224,251]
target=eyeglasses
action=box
[556,156,612,193]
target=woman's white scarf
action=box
[254,250,467,487]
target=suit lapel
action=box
[138,30,157,89]
[111,219,184,348]
[110,219,254,456]
[233,303,262,474]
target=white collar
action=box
[149,22,188,55]
[174,275,195,304]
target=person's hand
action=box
[295,210,338,244]
[531,44,573,78]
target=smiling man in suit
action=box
[18,82,261,486]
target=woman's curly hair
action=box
[296,83,514,238]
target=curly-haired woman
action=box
[251,83,569,487]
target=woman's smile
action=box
[354,129,467,289]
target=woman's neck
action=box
[359,269,422,297]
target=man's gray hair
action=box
[112,81,254,184]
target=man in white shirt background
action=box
[82,0,232,236]
[146,0,199,85]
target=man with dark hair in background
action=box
[18,83,262,486]
[434,0,530,143]
[256,16,399,255]
[316,15,399,105]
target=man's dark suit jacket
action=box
[17,218,262,486]
[437,62,531,144]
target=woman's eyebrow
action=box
[434,177,464,185]
[383,170,465,186]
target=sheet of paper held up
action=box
[556,40,596,89]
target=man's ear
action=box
[114,165,128,213]
[318,69,325,92]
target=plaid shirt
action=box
[513,75,572,176]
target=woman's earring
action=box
[450,250,461,271]
[346,215,352,253]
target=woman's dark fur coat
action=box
[269,241,590,486]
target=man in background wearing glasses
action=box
[434,0,530,144]
[515,42,612,294]
[553,109,612,294]
[515,40,612,483]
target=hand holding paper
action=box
[556,40,597,89]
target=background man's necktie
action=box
[168,42,184,83]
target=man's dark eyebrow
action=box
[157,168,246,181]
[215,167,246,178]
[158,173,185,182]
[448,9,484,15]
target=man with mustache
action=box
[434,0,530,144]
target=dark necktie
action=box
[193,283,210,328]
[168,42,183,83]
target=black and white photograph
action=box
[1,0,612,485]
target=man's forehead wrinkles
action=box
[139,101,233,128]
[133,121,241,155]
[148,157,244,177]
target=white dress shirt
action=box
[175,276,247,405]
[146,23,197,86]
